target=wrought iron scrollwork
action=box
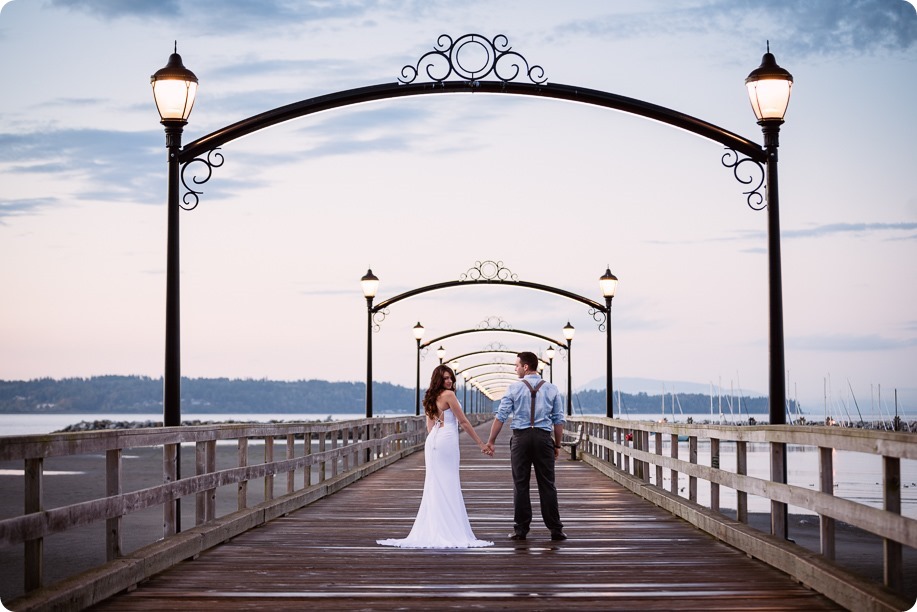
[399,33,547,85]
[477,316,513,330]
[371,308,389,333]
[482,341,510,352]
[460,260,518,282]
[180,149,224,211]
[589,307,609,332]
[721,148,765,211]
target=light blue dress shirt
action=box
[495,375,565,431]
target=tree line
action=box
[0,376,779,415]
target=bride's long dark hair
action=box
[422,365,456,420]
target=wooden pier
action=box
[88,422,843,611]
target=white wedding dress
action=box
[377,408,493,548]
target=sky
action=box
[1,0,915,417]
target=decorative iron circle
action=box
[399,33,547,85]
[477,315,513,330]
[460,260,519,282]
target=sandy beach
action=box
[1,442,914,607]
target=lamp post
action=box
[745,44,792,427]
[151,43,198,536]
[361,269,379,418]
[599,267,619,418]
[436,345,446,364]
[746,44,793,540]
[562,322,575,416]
[413,322,424,416]
[545,346,555,383]
[152,43,198,428]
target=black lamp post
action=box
[599,267,619,418]
[745,44,792,427]
[361,269,379,418]
[436,345,446,364]
[413,322,424,416]
[562,322,575,416]
[151,43,198,536]
[544,346,555,383]
[746,44,793,540]
[151,43,198,428]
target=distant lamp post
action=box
[562,322,576,416]
[545,346,555,383]
[361,269,380,417]
[413,322,425,416]
[745,43,792,427]
[599,267,619,418]
[436,345,446,364]
[152,43,198,429]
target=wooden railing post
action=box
[817,446,835,559]
[688,436,698,503]
[669,433,679,495]
[710,438,720,513]
[24,457,43,592]
[105,449,122,561]
[238,438,248,510]
[883,455,903,591]
[736,440,748,523]
[264,436,274,501]
[162,444,178,537]
[654,432,663,488]
[287,434,296,494]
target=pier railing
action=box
[565,416,915,611]
[0,415,494,609]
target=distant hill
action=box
[0,376,783,415]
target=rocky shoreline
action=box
[53,416,338,433]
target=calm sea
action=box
[1,412,914,517]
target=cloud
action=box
[783,221,917,239]
[49,0,379,32]
[789,333,917,351]
[0,197,62,220]
[554,0,917,57]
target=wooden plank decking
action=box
[90,422,842,611]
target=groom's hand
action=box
[483,442,495,456]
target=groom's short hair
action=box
[517,351,539,372]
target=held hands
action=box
[481,442,495,457]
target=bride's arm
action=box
[444,391,488,450]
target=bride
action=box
[377,364,494,548]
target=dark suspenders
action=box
[520,379,546,428]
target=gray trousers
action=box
[510,428,563,534]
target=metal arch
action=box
[455,362,517,376]
[179,81,765,165]
[450,349,549,367]
[420,327,566,350]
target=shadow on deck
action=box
[87,422,843,611]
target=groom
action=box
[484,351,567,541]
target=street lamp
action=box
[745,43,792,427]
[152,43,198,429]
[562,322,575,416]
[746,44,793,540]
[361,269,379,418]
[436,345,446,364]
[413,322,425,416]
[545,346,555,383]
[151,43,198,536]
[599,267,619,418]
